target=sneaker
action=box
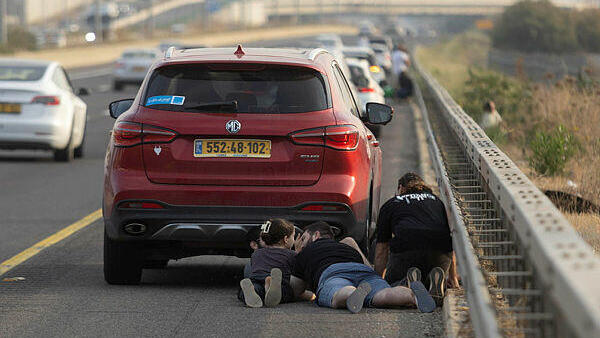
[428,267,445,306]
[409,280,436,313]
[240,278,263,308]
[346,282,372,314]
[407,267,422,284]
[264,268,282,307]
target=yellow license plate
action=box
[194,139,271,158]
[0,103,21,114]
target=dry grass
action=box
[418,31,600,252]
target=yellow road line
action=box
[0,208,102,277]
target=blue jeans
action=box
[316,262,391,308]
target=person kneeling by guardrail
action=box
[374,172,460,306]
[291,222,436,313]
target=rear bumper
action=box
[104,201,362,254]
[0,119,70,150]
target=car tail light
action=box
[290,125,359,151]
[358,87,375,93]
[119,201,164,209]
[115,62,124,69]
[301,204,346,212]
[112,122,177,147]
[31,96,60,105]
[142,125,177,143]
[325,125,359,150]
[113,122,142,147]
[289,128,324,146]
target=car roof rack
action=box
[308,48,328,61]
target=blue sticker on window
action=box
[146,95,185,106]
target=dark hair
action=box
[303,221,334,239]
[260,218,295,245]
[245,226,262,244]
[398,172,432,194]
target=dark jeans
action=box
[385,250,452,287]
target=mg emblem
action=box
[226,120,241,134]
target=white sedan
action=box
[113,48,161,91]
[0,59,87,161]
[345,58,386,113]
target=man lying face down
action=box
[290,222,436,313]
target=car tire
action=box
[53,129,75,162]
[359,190,373,257]
[74,124,86,158]
[104,230,143,285]
[113,81,124,91]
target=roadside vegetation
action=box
[416,27,600,252]
[492,0,600,53]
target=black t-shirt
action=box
[250,247,297,281]
[292,238,363,291]
[376,190,452,254]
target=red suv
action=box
[103,46,393,284]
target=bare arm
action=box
[374,242,390,277]
[290,275,307,299]
[340,237,371,267]
[447,251,460,288]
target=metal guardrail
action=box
[414,60,600,337]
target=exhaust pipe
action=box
[123,223,147,235]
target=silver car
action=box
[113,49,160,91]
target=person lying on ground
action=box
[291,221,438,314]
[237,226,264,302]
[239,219,297,308]
[374,172,459,305]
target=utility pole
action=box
[0,0,8,45]
[95,0,103,43]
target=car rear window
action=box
[0,66,46,81]
[143,63,330,114]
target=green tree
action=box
[492,0,579,53]
[574,9,600,53]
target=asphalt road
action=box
[0,42,443,337]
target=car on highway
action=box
[370,43,392,73]
[103,46,393,284]
[113,48,161,91]
[342,46,387,86]
[345,58,386,137]
[0,59,88,161]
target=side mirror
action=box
[366,102,393,125]
[109,99,134,119]
[77,87,90,96]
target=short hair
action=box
[398,172,432,194]
[245,226,262,244]
[260,218,295,245]
[303,221,334,239]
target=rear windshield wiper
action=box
[184,101,238,112]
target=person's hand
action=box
[446,275,460,289]
[294,232,311,253]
